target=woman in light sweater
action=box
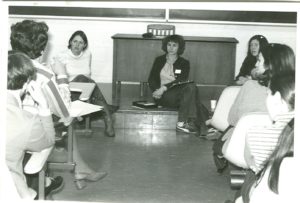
[52,30,117,137]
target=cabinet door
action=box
[183,41,236,85]
[114,39,163,82]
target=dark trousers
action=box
[156,82,209,131]
[212,126,233,172]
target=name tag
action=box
[175,69,181,74]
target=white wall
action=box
[8,4,297,83]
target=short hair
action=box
[7,50,37,90]
[68,30,88,51]
[247,35,269,57]
[10,20,49,59]
[161,35,185,55]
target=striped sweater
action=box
[22,60,72,125]
[245,112,294,173]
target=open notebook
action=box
[69,100,103,117]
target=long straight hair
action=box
[267,118,294,194]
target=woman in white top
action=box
[52,30,116,137]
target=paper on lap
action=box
[69,100,103,117]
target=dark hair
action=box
[236,35,269,79]
[68,30,88,50]
[10,20,49,59]
[269,70,295,110]
[258,44,295,87]
[161,34,185,55]
[7,50,37,90]
[247,35,269,57]
[267,118,294,194]
[266,43,295,76]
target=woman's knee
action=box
[183,83,197,93]
[72,74,93,83]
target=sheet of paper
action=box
[69,100,103,117]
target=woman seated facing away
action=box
[245,70,295,174]
[224,70,296,203]
[6,51,56,199]
[51,30,116,137]
[235,35,269,85]
[237,116,295,202]
[148,34,209,135]
[212,43,295,173]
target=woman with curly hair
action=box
[148,34,209,135]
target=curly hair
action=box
[10,20,49,59]
[68,30,88,51]
[7,50,37,90]
[161,34,185,55]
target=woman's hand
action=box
[59,86,72,107]
[153,86,167,99]
[235,76,250,85]
[26,81,49,110]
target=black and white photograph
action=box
[0,1,299,202]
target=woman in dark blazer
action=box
[148,35,208,135]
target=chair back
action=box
[147,24,175,37]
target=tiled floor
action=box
[51,127,236,203]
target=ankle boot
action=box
[104,117,115,137]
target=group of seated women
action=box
[207,34,296,202]
[5,19,296,202]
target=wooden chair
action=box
[48,82,98,171]
[24,146,53,200]
[47,122,76,171]
[69,82,96,136]
[147,24,175,37]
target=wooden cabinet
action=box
[112,34,238,103]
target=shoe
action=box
[85,172,107,182]
[104,117,115,137]
[74,179,87,190]
[205,131,223,141]
[45,176,64,197]
[76,171,108,182]
[176,121,198,134]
